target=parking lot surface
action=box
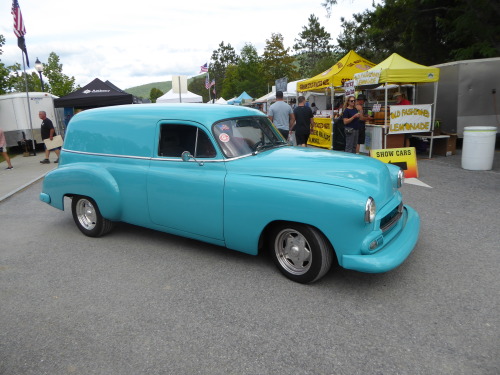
[1,151,499,374]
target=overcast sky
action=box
[1,0,378,90]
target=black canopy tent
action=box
[54,78,134,108]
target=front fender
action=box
[40,164,122,220]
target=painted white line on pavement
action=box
[404,178,432,188]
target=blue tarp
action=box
[227,91,253,105]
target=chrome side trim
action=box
[63,148,228,163]
[63,148,255,163]
[63,149,151,160]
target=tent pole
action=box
[178,76,182,103]
[330,86,334,149]
[428,81,439,158]
[384,85,388,149]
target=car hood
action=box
[225,147,396,204]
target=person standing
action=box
[268,91,295,140]
[0,128,13,170]
[355,94,373,153]
[292,96,314,147]
[342,95,361,153]
[39,111,60,164]
[311,102,318,115]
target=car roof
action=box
[72,103,267,127]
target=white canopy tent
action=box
[214,97,227,104]
[156,89,203,103]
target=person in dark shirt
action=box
[342,95,361,153]
[39,111,61,164]
[292,96,314,147]
[355,94,373,153]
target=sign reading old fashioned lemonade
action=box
[389,104,432,134]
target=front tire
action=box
[269,223,333,283]
[71,196,114,237]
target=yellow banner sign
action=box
[354,70,381,86]
[370,147,419,178]
[389,104,432,134]
[308,117,332,149]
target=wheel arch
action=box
[258,220,338,264]
[42,165,122,220]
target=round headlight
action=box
[397,169,405,188]
[365,197,376,223]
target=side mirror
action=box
[181,151,204,166]
[181,151,191,162]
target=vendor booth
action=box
[253,80,305,113]
[54,78,135,128]
[54,78,134,109]
[227,91,253,105]
[297,50,375,149]
[353,53,440,157]
[156,89,203,103]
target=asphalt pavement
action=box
[0,149,499,375]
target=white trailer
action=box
[417,57,500,137]
[0,92,63,148]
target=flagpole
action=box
[22,51,36,156]
[208,72,212,103]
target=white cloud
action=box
[1,0,377,90]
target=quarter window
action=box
[159,124,216,158]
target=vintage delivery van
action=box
[40,104,420,283]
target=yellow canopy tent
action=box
[358,52,439,84]
[297,50,375,92]
[297,51,375,149]
[354,53,441,157]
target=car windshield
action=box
[212,116,287,158]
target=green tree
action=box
[8,65,43,92]
[293,14,333,77]
[327,0,500,65]
[43,52,79,96]
[261,33,299,88]
[188,75,210,102]
[210,42,239,97]
[221,43,267,99]
[149,87,164,103]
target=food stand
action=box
[297,50,375,149]
[353,53,440,157]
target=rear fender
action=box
[41,164,122,220]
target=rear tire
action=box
[268,223,333,283]
[71,196,114,237]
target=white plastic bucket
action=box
[461,126,497,170]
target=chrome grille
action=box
[380,202,403,233]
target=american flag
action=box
[209,79,215,88]
[12,0,29,66]
[200,63,208,73]
[11,0,26,38]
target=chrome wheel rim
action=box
[76,199,97,230]
[274,229,312,275]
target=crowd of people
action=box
[267,90,316,147]
[266,89,412,153]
